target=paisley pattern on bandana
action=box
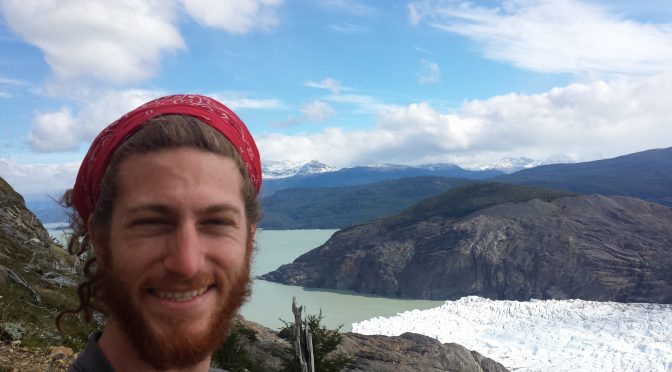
[72,94,261,229]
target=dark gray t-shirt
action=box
[68,332,226,372]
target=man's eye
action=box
[203,218,234,226]
[133,218,168,226]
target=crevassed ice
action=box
[352,296,672,372]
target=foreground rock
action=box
[339,332,507,371]
[261,183,672,303]
[0,176,90,347]
[0,342,74,372]
[236,317,508,371]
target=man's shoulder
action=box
[69,332,114,372]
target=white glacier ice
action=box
[351,296,672,372]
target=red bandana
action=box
[72,94,261,228]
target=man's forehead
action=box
[113,149,246,210]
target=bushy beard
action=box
[97,241,252,370]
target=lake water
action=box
[44,222,71,245]
[244,229,443,332]
[46,225,443,332]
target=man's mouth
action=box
[153,286,210,302]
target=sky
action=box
[1,0,672,198]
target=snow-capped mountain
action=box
[417,163,462,171]
[262,160,337,179]
[474,157,543,174]
[361,163,462,171]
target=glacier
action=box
[352,296,672,372]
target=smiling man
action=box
[59,94,261,371]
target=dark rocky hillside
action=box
[0,177,92,347]
[260,176,474,229]
[261,183,672,303]
[497,146,672,206]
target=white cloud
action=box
[325,94,393,114]
[329,23,368,34]
[408,0,672,76]
[28,108,80,152]
[0,77,29,86]
[258,74,672,168]
[0,157,79,198]
[306,78,344,94]
[26,89,284,152]
[1,0,185,84]
[181,0,282,33]
[274,100,335,127]
[417,60,441,84]
[1,0,287,85]
[259,102,478,166]
[300,101,335,122]
[28,89,164,152]
[0,76,30,98]
[414,46,434,54]
[320,0,377,16]
[210,92,285,110]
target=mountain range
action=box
[259,146,672,229]
[261,163,503,196]
[496,146,672,206]
[260,177,474,229]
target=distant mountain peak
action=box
[359,163,462,171]
[262,160,337,179]
[418,163,461,171]
[474,157,543,174]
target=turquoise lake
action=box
[243,229,443,332]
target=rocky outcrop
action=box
[339,332,507,371]
[261,183,672,303]
[0,342,74,371]
[236,317,508,371]
[0,177,85,346]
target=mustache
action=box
[141,271,222,292]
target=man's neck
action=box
[98,319,213,372]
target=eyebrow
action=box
[126,203,243,216]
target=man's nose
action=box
[163,222,205,278]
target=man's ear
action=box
[247,224,257,251]
[87,216,105,263]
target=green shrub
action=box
[211,321,262,372]
[280,310,350,372]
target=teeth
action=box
[155,287,208,302]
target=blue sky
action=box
[1,0,672,198]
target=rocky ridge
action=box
[261,183,672,303]
[234,317,508,372]
[0,177,90,348]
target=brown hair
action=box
[57,115,261,331]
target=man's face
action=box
[94,147,253,369]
